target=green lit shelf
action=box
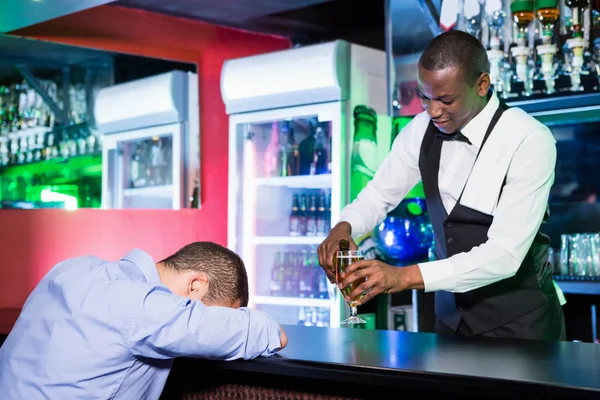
[0,152,102,179]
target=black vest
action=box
[418,103,556,335]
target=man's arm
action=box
[338,113,426,237]
[417,127,556,293]
[126,286,283,360]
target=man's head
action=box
[156,242,249,308]
[417,30,491,134]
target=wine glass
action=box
[335,249,367,324]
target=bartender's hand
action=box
[317,222,357,283]
[338,261,425,306]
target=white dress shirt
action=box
[339,93,557,294]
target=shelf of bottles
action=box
[548,233,600,294]
[456,0,600,99]
[0,80,103,209]
[122,135,173,205]
[237,115,336,327]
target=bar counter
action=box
[161,325,600,399]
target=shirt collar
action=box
[460,91,500,149]
[121,248,161,284]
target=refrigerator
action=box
[221,40,388,327]
[94,70,200,210]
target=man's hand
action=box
[278,325,288,350]
[317,222,357,283]
[338,261,425,305]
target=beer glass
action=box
[335,249,367,324]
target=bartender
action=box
[318,30,565,340]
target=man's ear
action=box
[477,72,491,97]
[189,273,209,294]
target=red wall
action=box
[0,6,290,312]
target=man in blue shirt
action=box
[0,241,286,399]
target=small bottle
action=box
[350,105,378,202]
[289,194,301,236]
[316,194,327,236]
[306,194,318,236]
[270,251,284,297]
[339,239,350,252]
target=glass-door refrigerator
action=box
[221,41,388,328]
[95,70,200,209]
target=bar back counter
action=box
[161,325,600,400]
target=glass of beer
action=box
[336,249,367,324]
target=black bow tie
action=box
[436,131,472,145]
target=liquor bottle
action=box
[316,308,329,327]
[298,306,307,326]
[0,98,6,136]
[263,122,280,177]
[312,124,329,175]
[306,194,318,236]
[325,192,332,233]
[565,0,589,38]
[510,0,535,95]
[564,0,590,92]
[304,307,314,326]
[190,178,200,208]
[535,0,560,44]
[45,131,58,161]
[486,2,508,95]
[289,251,301,297]
[9,104,20,133]
[130,144,141,188]
[270,251,284,297]
[278,122,289,177]
[150,138,168,186]
[289,194,301,236]
[316,193,327,236]
[298,121,316,175]
[511,0,535,46]
[350,105,378,203]
[299,194,308,236]
[307,307,319,326]
[312,251,329,299]
[534,0,560,94]
[299,250,313,298]
[286,127,300,176]
[282,251,295,297]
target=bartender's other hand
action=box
[338,260,402,305]
[317,222,357,283]
[278,324,288,350]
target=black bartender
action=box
[318,30,565,340]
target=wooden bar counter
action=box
[161,325,600,399]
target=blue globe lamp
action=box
[371,183,434,265]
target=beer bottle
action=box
[270,251,284,297]
[316,194,327,236]
[339,239,350,252]
[298,194,308,236]
[334,239,350,284]
[306,194,318,236]
[350,105,378,202]
[289,194,301,236]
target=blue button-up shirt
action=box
[0,249,282,399]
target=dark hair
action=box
[160,242,249,307]
[419,30,490,85]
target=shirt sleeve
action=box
[418,127,556,293]
[126,285,282,360]
[338,113,426,237]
